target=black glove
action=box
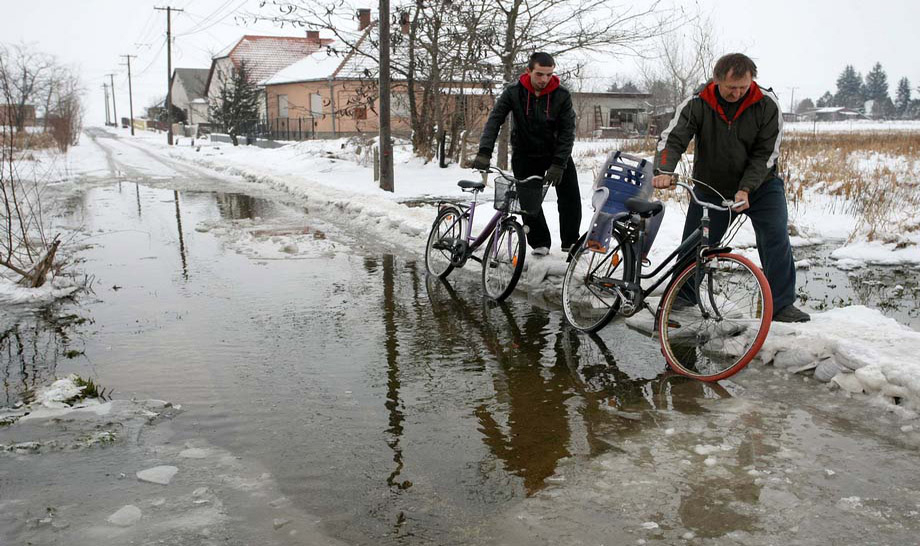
[544,164,565,186]
[471,153,491,171]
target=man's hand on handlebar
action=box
[732,190,750,212]
[471,153,490,171]
[652,173,676,189]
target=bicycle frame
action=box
[584,179,740,318]
[433,167,543,266]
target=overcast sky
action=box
[2,0,919,124]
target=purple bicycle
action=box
[424,166,548,301]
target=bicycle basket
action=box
[493,177,546,215]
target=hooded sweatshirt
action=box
[478,73,576,167]
[654,80,784,197]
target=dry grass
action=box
[0,129,57,151]
[780,132,920,241]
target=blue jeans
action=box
[679,177,797,311]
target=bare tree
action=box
[0,43,80,286]
[0,43,56,132]
[48,69,83,152]
[253,1,671,162]
[481,0,671,166]
[638,11,718,112]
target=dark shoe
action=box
[531,247,550,257]
[773,304,810,323]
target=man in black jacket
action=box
[472,52,581,256]
[652,53,810,323]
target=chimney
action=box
[306,30,320,41]
[399,11,410,34]
[357,8,371,30]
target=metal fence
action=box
[237,117,316,141]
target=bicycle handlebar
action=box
[476,165,545,185]
[655,170,746,212]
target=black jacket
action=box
[654,80,783,197]
[478,74,576,168]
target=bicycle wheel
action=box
[425,207,465,278]
[658,253,772,381]
[561,228,631,333]
[481,219,525,301]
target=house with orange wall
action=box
[261,11,497,140]
[204,33,334,122]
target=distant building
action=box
[205,33,334,122]
[800,107,868,122]
[262,13,496,140]
[0,104,36,128]
[570,92,652,137]
[170,68,210,126]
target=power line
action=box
[177,0,248,37]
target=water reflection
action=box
[424,275,732,494]
[0,310,88,407]
[381,254,411,491]
[797,248,920,329]
[174,190,188,280]
[214,192,277,221]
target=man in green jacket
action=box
[472,52,581,256]
[652,53,810,323]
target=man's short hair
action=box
[528,52,555,70]
[713,53,758,80]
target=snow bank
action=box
[0,276,80,306]
[758,306,920,419]
[785,120,920,134]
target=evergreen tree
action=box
[795,98,815,113]
[834,65,864,110]
[895,77,911,118]
[863,62,889,102]
[816,91,834,108]
[209,60,260,146]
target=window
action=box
[310,93,323,118]
[392,92,410,117]
[278,94,289,119]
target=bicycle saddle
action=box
[625,197,663,217]
[457,180,486,191]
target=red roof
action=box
[214,35,334,86]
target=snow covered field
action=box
[5,124,920,424]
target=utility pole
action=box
[107,73,118,127]
[787,86,799,115]
[155,6,183,145]
[378,2,394,192]
[121,55,137,136]
[102,83,111,126]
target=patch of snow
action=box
[107,505,142,526]
[136,465,179,485]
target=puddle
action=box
[4,176,920,544]
[796,245,920,329]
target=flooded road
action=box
[2,131,920,545]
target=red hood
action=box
[700,80,764,123]
[520,73,560,96]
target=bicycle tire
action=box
[658,253,772,381]
[425,207,465,278]
[481,219,526,301]
[561,228,632,333]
